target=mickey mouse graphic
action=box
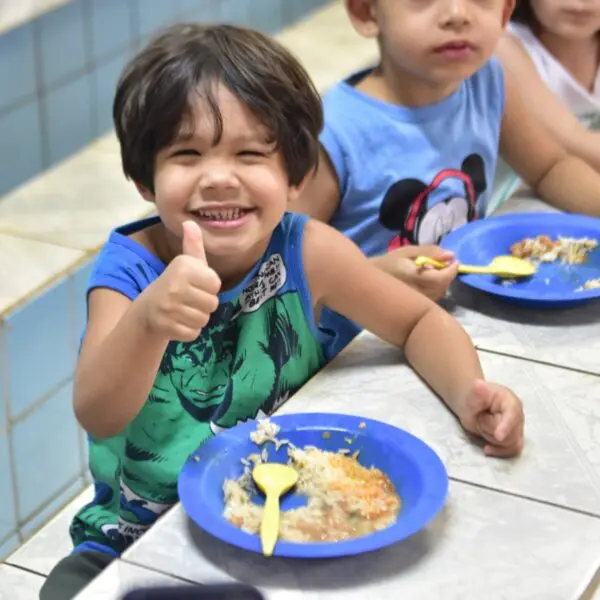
[379,153,487,250]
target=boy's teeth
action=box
[197,208,245,220]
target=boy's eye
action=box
[173,149,200,157]
[238,150,266,157]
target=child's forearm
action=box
[573,130,600,174]
[403,305,484,422]
[536,155,600,216]
[74,301,169,439]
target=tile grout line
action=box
[6,408,23,546]
[31,14,50,172]
[118,556,202,586]
[449,475,600,520]
[0,252,97,322]
[476,347,600,378]
[8,374,73,426]
[0,561,46,579]
[0,227,94,250]
[0,203,157,251]
[16,473,85,532]
[0,326,21,548]
[68,270,90,474]
[82,0,97,140]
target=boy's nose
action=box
[441,0,470,27]
[198,162,238,196]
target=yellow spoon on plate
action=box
[415,255,536,279]
[252,463,298,557]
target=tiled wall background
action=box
[0,0,330,560]
[0,0,328,198]
[0,258,94,560]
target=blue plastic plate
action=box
[178,413,448,558]
[441,213,600,308]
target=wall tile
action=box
[287,0,311,24]
[38,0,87,89]
[42,73,93,166]
[5,278,74,419]
[136,0,182,39]
[220,0,249,25]
[0,326,6,435]
[0,533,20,562]
[181,0,221,23]
[21,476,85,539]
[89,0,134,62]
[0,102,44,198]
[92,51,130,136]
[180,0,204,13]
[0,433,17,542]
[0,24,36,113]
[0,564,45,597]
[12,381,80,521]
[251,0,284,33]
[8,484,93,574]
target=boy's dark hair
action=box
[113,23,323,192]
[510,1,538,28]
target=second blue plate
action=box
[442,212,600,308]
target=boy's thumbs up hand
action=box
[137,221,222,342]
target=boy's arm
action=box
[304,220,524,456]
[500,66,600,216]
[289,146,341,223]
[304,220,520,436]
[74,224,219,439]
[496,35,600,173]
[73,289,168,439]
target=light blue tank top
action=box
[319,58,505,356]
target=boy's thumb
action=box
[182,221,207,263]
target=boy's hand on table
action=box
[460,379,525,458]
[138,220,221,342]
[373,245,459,301]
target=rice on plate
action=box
[223,419,401,543]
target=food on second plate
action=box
[584,278,600,289]
[510,235,598,264]
[577,278,600,292]
[223,420,400,543]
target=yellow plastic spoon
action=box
[252,463,298,557]
[414,255,536,279]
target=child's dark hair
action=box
[113,23,323,192]
[511,0,538,29]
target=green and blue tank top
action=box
[70,213,328,556]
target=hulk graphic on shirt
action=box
[71,254,325,552]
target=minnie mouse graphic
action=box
[379,153,487,250]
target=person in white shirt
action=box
[489,0,600,215]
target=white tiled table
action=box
[70,333,600,600]
[0,564,45,600]
[72,195,600,598]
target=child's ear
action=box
[135,181,156,203]
[345,0,380,39]
[287,171,313,204]
[501,0,516,28]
